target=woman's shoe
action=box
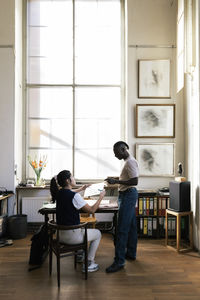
[82,261,99,272]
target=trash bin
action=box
[7,214,27,239]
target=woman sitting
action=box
[50,170,105,272]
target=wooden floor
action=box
[1,233,200,300]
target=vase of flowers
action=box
[28,155,47,186]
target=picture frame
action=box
[136,104,175,138]
[136,143,175,177]
[138,59,171,98]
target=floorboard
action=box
[0,233,200,300]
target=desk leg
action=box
[177,214,181,251]
[165,211,168,246]
[44,214,49,229]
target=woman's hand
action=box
[75,184,91,193]
[81,184,91,191]
[99,190,106,199]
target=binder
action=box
[146,197,150,216]
[139,197,143,215]
[140,218,143,236]
[143,218,148,235]
[161,197,166,216]
[152,218,157,237]
[148,217,152,236]
[167,197,169,209]
[135,198,139,216]
[149,197,154,215]
[153,197,157,216]
[158,197,162,216]
[143,197,146,216]
[159,217,164,237]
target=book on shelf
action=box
[154,197,157,216]
[149,197,154,215]
[139,218,143,235]
[147,217,153,236]
[143,218,148,235]
[143,197,147,216]
[139,197,143,215]
[152,218,157,237]
[146,197,150,216]
[135,198,139,215]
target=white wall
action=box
[127,0,180,190]
[15,0,23,186]
[0,0,22,214]
[0,1,185,219]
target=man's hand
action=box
[105,178,118,185]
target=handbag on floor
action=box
[28,224,49,271]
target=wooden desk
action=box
[38,205,119,245]
[165,209,193,252]
[0,194,14,215]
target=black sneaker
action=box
[106,262,124,273]
[125,254,136,261]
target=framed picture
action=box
[136,104,175,138]
[136,143,175,177]
[138,59,171,98]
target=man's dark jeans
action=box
[114,188,138,266]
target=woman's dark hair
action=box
[113,141,129,150]
[57,170,71,188]
[50,170,71,202]
[50,176,58,203]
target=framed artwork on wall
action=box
[138,59,171,98]
[136,104,175,138]
[136,143,175,177]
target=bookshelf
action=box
[136,192,189,239]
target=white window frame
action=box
[24,0,126,182]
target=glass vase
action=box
[35,174,41,186]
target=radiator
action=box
[22,197,51,222]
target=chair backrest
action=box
[48,220,88,244]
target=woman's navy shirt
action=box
[56,189,80,226]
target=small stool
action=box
[165,209,193,252]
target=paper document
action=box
[84,182,105,197]
[42,203,56,209]
[85,199,118,208]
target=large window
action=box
[26,0,124,180]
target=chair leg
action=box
[49,247,52,276]
[84,248,88,280]
[74,251,77,269]
[57,255,60,287]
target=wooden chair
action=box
[48,220,88,287]
[80,213,96,228]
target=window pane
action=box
[29,119,51,148]
[27,0,73,84]
[29,119,73,149]
[26,0,123,181]
[75,0,121,84]
[75,148,120,179]
[28,87,72,118]
[74,87,121,179]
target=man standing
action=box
[105,141,139,273]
